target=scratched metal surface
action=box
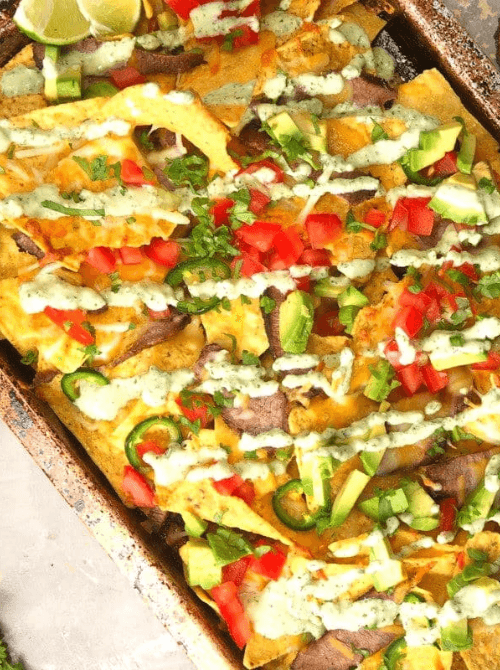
[444,0,499,63]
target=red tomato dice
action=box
[393,305,424,338]
[222,556,252,587]
[210,582,252,649]
[231,252,267,277]
[298,248,331,267]
[397,362,424,396]
[213,475,245,496]
[119,246,144,265]
[239,160,284,183]
[249,188,271,214]
[122,466,155,507]
[249,547,287,580]
[211,198,234,226]
[364,209,385,227]
[273,228,304,267]
[439,497,457,532]
[143,238,180,267]
[44,307,95,346]
[471,351,500,370]
[110,67,146,90]
[85,246,116,274]
[175,394,211,428]
[121,159,154,186]
[406,198,435,236]
[305,213,342,248]
[235,221,281,252]
[421,364,449,393]
[233,480,255,506]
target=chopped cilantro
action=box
[478,177,495,194]
[80,343,100,365]
[346,209,374,234]
[371,122,389,142]
[477,271,500,299]
[446,269,469,286]
[207,527,253,566]
[214,391,234,408]
[139,129,155,150]
[240,294,252,305]
[228,188,256,229]
[370,230,387,251]
[447,550,492,598]
[450,333,465,347]
[178,415,201,435]
[20,349,38,365]
[241,350,260,365]
[221,29,244,51]
[41,200,105,218]
[165,153,208,190]
[0,637,25,670]
[364,360,400,402]
[260,295,276,314]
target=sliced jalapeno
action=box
[125,416,181,470]
[166,258,231,287]
[403,592,425,604]
[382,637,406,670]
[272,479,322,531]
[176,296,222,315]
[61,369,109,402]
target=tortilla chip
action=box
[461,618,500,670]
[244,633,304,669]
[0,45,46,118]
[401,646,452,670]
[201,297,269,357]
[339,2,386,41]
[0,225,39,279]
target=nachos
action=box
[2,1,500,669]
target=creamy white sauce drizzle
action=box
[19,270,105,313]
[1,65,44,98]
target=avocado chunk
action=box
[297,453,336,513]
[184,539,222,590]
[330,468,370,528]
[457,131,476,175]
[268,111,305,148]
[84,81,119,99]
[406,121,462,172]
[43,45,60,102]
[182,511,208,538]
[56,67,82,101]
[440,618,473,651]
[359,487,408,522]
[402,480,439,531]
[314,276,349,298]
[429,349,488,371]
[429,174,486,224]
[359,424,387,476]
[293,112,328,153]
[369,536,406,592]
[457,477,496,529]
[338,286,369,308]
[279,290,314,354]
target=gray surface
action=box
[1,3,500,670]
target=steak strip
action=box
[12,231,44,259]
[0,5,29,69]
[132,48,205,75]
[222,390,288,435]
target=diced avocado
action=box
[359,488,408,521]
[457,132,476,175]
[429,350,488,371]
[43,45,60,102]
[429,174,486,224]
[268,111,304,148]
[359,424,387,476]
[457,477,496,529]
[157,8,178,29]
[330,469,370,528]
[402,481,436,518]
[358,496,380,520]
[83,81,119,99]
[292,113,328,153]
[406,121,462,172]
[338,305,360,335]
[279,290,314,354]
[338,286,369,308]
[182,511,208,538]
[409,516,439,531]
[314,276,349,298]
[56,66,82,101]
[185,539,222,590]
[298,453,335,513]
[446,173,477,189]
[370,536,406,592]
[440,618,472,651]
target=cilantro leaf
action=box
[241,350,260,365]
[477,271,500,299]
[165,153,208,190]
[371,122,389,142]
[260,295,276,314]
[206,527,253,566]
[364,360,400,402]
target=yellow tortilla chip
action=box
[244,633,304,669]
[0,45,46,118]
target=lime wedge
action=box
[76,0,142,36]
[14,0,91,45]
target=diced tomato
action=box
[273,228,304,267]
[421,364,449,393]
[231,252,267,277]
[211,198,234,226]
[471,351,500,370]
[393,305,424,338]
[222,556,252,587]
[213,475,245,496]
[265,252,287,271]
[143,238,180,268]
[175,394,211,428]
[122,465,155,507]
[389,199,409,231]
[121,158,154,186]
[44,307,94,346]
[237,240,262,260]
[396,362,424,396]
[233,480,255,506]
[239,0,260,17]
[119,246,144,265]
[249,547,287,580]
[249,188,270,214]
[136,440,166,460]
[364,209,385,228]
[295,276,311,292]
[147,307,171,320]
[432,151,457,178]
[439,497,457,532]
[210,582,252,649]
[305,213,342,249]
[239,160,284,183]
[85,246,116,274]
[235,221,281,252]
[457,263,479,282]
[406,198,434,236]
[298,248,331,267]
[163,0,201,19]
[457,551,465,570]
[384,339,404,371]
[399,287,432,313]
[229,25,259,49]
[313,310,344,336]
[110,67,146,90]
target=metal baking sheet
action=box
[1,1,500,669]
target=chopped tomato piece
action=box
[44,307,95,346]
[119,246,144,265]
[399,287,432,313]
[273,228,304,267]
[249,188,271,214]
[231,252,267,277]
[175,394,211,428]
[364,209,385,227]
[222,556,251,587]
[136,440,166,460]
[147,307,171,320]
[233,480,255,505]
[432,151,457,178]
[396,362,424,396]
[235,221,281,252]
[213,475,245,496]
[295,276,311,292]
[229,25,259,49]
[421,364,449,393]
[389,199,409,231]
[85,246,116,274]
[110,67,146,90]
[163,0,200,19]
[211,198,234,226]
[305,213,342,248]
[298,248,331,267]
[239,159,284,183]
[457,551,465,570]
[406,198,434,236]
[439,497,457,532]
[471,351,500,370]
[384,339,404,371]
[122,465,155,507]
[143,238,180,268]
[237,240,262,259]
[393,305,424,338]
[313,310,344,336]
[210,582,252,649]
[121,158,154,186]
[249,546,287,580]
[457,263,479,281]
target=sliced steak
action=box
[291,628,396,670]
[111,311,190,366]
[420,447,500,505]
[12,231,44,259]
[0,7,30,69]
[332,170,377,206]
[239,120,272,155]
[350,73,396,109]
[263,286,287,358]
[33,368,59,387]
[150,127,177,148]
[222,390,288,435]
[133,48,204,75]
[193,343,224,381]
